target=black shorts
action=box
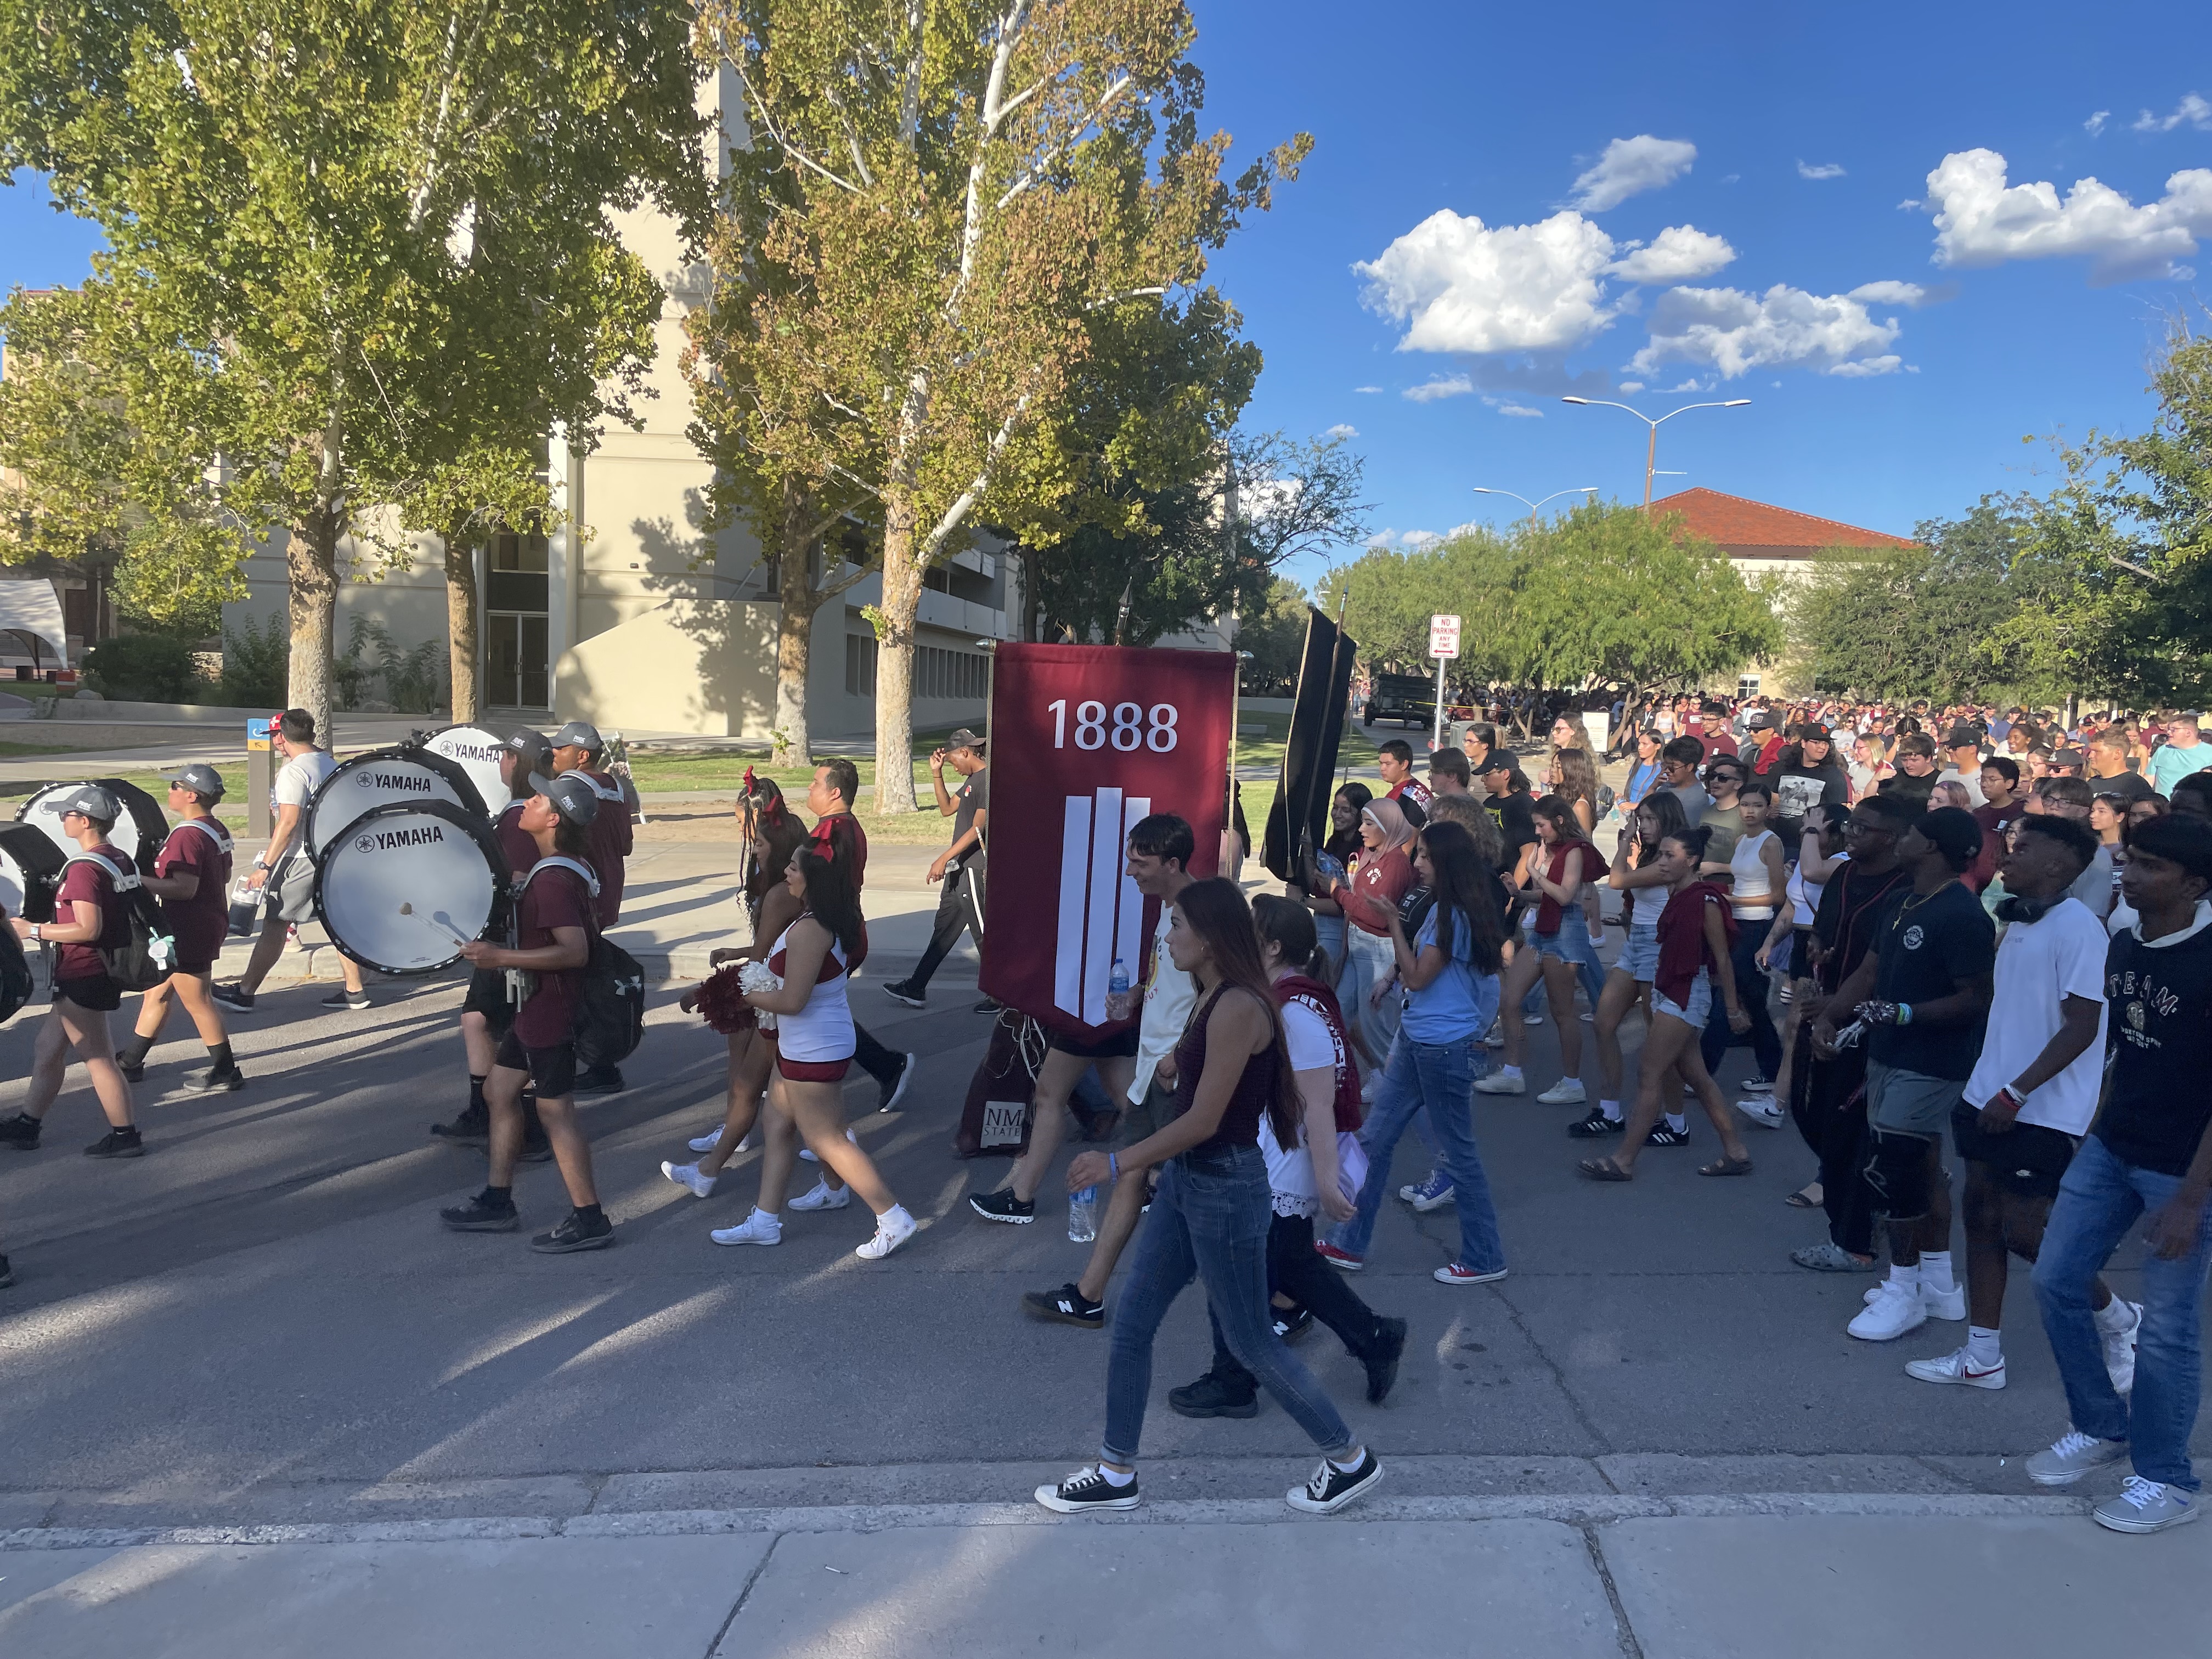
[1788,926,1815,980]
[1951,1099,2078,1201]
[494,1029,577,1098]
[461,966,517,1032]
[170,957,216,979]
[1048,1027,1141,1060]
[54,974,122,1012]
[1860,1125,1942,1221]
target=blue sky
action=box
[5,2,2207,596]
[1189,0,2212,587]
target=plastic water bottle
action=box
[1105,959,1132,1022]
[1068,1186,1098,1243]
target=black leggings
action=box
[1789,1025,1874,1257]
[1207,1211,1391,1389]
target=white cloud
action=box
[2085,110,2111,137]
[1897,198,1923,210]
[1568,136,1698,212]
[1797,160,1847,180]
[1324,422,1359,439]
[1367,528,1444,551]
[1925,148,2212,283]
[1353,385,1383,394]
[1618,380,1646,393]
[1630,283,1904,378]
[1847,279,1934,307]
[1403,374,1475,402]
[2134,94,2211,133]
[1483,397,1544,417]
[1607,224,1737,284]
[1358,209,1623,353]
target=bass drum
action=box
[15,777,168,872]
[0,821,67,924]
[313,799,511,977]
[305,743,489,857]
[422,726,512,826]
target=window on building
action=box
[845,633,877,697]
[485,528,551,708]
[1737,673,1761,701]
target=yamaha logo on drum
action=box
[357,771,433,792]
[359,825,448,852]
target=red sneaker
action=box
[1314,1240,1363,1272]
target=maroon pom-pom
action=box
[697,964,757,1035]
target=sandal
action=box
[1699,1155,1754,1177]
[1783,1183,1822,1209]
[1577,1156,1634,1182]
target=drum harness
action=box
[504,856,602,1011]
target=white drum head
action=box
[424,726,513,823]
[0,823,65,923]
[313,801,509,976]
[306,747,486,856]
[15,777,167,872]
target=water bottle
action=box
[1105,958,1132,1022]
[1068,1185,1098,1243]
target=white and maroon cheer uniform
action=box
[766,913,854,1080]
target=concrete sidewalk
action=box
[1,1498,2201,1657]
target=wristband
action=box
[1108,1153,1119,1180]
[1896,1002,1914,1026]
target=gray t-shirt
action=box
[273,748,337,812]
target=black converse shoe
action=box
[0,1114,43,1152]
[969,1188,1035,1224]
[1167,1369,1259,1419]
[1035,1464,1139,1514]
[439,1193,520,1232]
[530,1210,614,1254]
[84,1126,144,1159]
[1022,1283,1105,1328]
[1363,1317,1409,1404]
[1285,1449,1384,1514]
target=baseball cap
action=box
[1478,753,1515,775]
[1943,725,1983,748]
[1918,805,1984,866]
[550,720,603,754]
[50,784,120,821]
[1745,710,1772,729]
[528,771,600,827]
[163,763,225,802]
[945,727,985,750]
[503,728,554,775]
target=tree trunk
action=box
[773,479,816,767]
[286,501,341,740]
[872,493,923,814]
[444,526,481,725]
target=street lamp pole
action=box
[1559,397,1752,508]
[1472,485,1599,525]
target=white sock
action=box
[1664,1111,1687,1133]
[1966,1325,2002,1368]
[2094,1296,2137,1334]
[1888,1262,1921,1293]
[1600,1098,1623,1122]
[877,1204,913,1227]
[1329,1449,1367,1474]
[1500,1065,1523,1081]
[754,1206,781,1225]
[1920,1251,1955,1294]
[1097,1463,1135,1487]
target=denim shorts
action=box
[1652,967,1711,1027]
[1618,927,1660,983]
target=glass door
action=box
[484,529,550,708]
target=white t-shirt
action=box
[272,748,337,811]
[2068,845,2115,921]
[1963,895,2110,1133]
[1257,999,1338,1205]
[1938,766,1987,808]
[1130,901,1197,1104]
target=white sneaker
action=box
[1742,1075,1774,1095]
[1359,1074,1378,1105]
[1734,1096,1786,1129]
[1474,1071,1525,1096]
[799,1127,860,1165]
[1522,1012,1544,1026]
[1536,1078,1587,1105]
[1860,1279,1965,1319]
[659,1160,716,1199]
[856,1205,918,1260]
[1848,1280,1928,1341]
[1904,1346,2007,1389]
[788,1177,851,1212]
[709,1208,782,1247]
[1482,1022,1505,1049]
[687,1130,724,1154]
[2103,1300,2143,1394]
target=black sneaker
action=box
[191,1063,247,1093]
[969,1188,1035,1224]
[1644,1122,1693,1147]
[117,1055,147,1081]
[881,980,926,1009]
[85,1126,144,1159]
[0,1114,43,1152]
[211,984,256,1013]
[1167,1369,1259,1419]
[877,1053,916,1113]
[1022,1282,1105,1328]
[572,1067,625,1097]
[1035,1464,1139,1514]
[1568,1109,1624,1138]
[320,988,372,1011]
[529,1209,614,1254]
[973,997,1003,1014]
[1285,1449,1384,1514]
[430,1101,490,1147]
[1273,1307,1316,1344]
[440,1192,520,1232]
[1363,1316,1409,1404]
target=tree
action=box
[696,0,1308,810]
[1234,575,1310,696]
[2,0,708,733]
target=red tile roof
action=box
[1651,487,1918,555]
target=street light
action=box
[1560,396,1751,508]
[1472,485,1598,524]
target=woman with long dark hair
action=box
[1317,820,1510,1284]
[1037,878,1383,1517]
[1579,792,1690,1139]
[1479,796,1606,1104]
[1297,782,1373,995]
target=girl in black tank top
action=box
[1170,984,1281,1153]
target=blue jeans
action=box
[1346,927,1402,1056]
[1331,1015,1508,1273]
[2032,1134,2212,1491]
[1536,911,1606,1012]
[1103,1146,1353,1463]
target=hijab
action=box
[1361,797,1414,854]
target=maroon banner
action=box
[979,644,1234,1042]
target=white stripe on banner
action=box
[1082,788,1124,1026]
[1056,795,1093,1020]
[1118,794,1150,1003]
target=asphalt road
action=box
[2,935,2204,1532]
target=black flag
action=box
[1262,607,1357,881]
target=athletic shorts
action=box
[1617,928,1660,983]
[1652,968,1711,1028]
[1950,1099,2078,1202]
[1049,1027,1140,1060]
[170,958,216,979]
[494,1029,577,1098]
[53,973,122,1012]
[461,966,517,1032]
[1867,1060,1958,1138]
[1115,1076,1175,1151]
[1861,1125,1939,1220]
[776,1052,853,1082]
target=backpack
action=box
[953,1011,1043,1159]
[61,850,177,992]
[520,856,645,1066]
